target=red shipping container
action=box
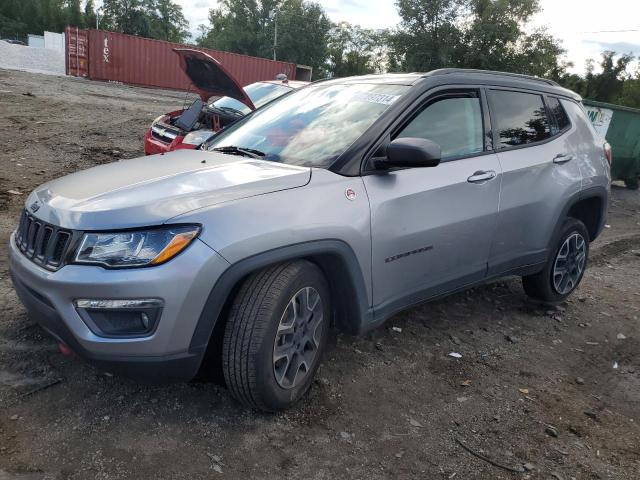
[67,28,299,90]
[65,26,89,78]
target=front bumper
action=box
[143,128,195,155]
[9,232,230,381]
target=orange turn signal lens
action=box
[149,229,199,265]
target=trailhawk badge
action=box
[345,188,357,201]
[29,201,40,213]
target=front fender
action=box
[188,239,373,352]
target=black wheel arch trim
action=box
[549,185,609,251]
[188,239,373,353]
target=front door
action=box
[363,89,502,318]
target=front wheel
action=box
[222,260,330,411]
[522,218,590,304]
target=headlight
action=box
[182,130,214,145]
[74,225,200,268]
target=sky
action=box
[172,0,640,74]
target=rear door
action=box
[486,89,582,275]
[363,88,502,316]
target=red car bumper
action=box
[143,128,197,155]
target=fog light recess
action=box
[74,299,163,338]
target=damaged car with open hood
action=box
[143,48,308,155]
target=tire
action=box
[522,218,590,304]
[222,260,330,411]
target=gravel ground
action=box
[0,69,639,480]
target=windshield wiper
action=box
[212,145,266,159]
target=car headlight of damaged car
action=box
[182,130,214,145]
[74,225,200,268]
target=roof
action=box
[260,79,310,89]
[317,73,425,86]
[313,69,580,100]
[425,68,560,86]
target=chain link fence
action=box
[0,32,29,45]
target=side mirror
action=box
[381,137,441,169]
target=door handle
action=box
[467,170,497,183]
[553,153,575,164]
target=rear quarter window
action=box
[561,99,603,140]
[489,90,551,149]
[547,97,571,133]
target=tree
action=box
[101,0,188,42]
[618,68,640,109]
[0,0,66,37]
[326,22,386,77]
[197,0,331,78]
[510,29,565,77]
[39,0,66,32]
[275,0,331,75]
[389,0,565,78]
[0,0,30,37]
[147,0,189,43]
[84,0,97,29]
[389,0,462,72]
[458,0,564,76]
[555,51,638,107]
[101,0,150,36]
[197,0,276,57]
[589,51,634,103]
[64,0,84,28]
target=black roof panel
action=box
[318,69,580,100]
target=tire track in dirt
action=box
[590,234,640,266]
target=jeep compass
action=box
[10,69,610,411]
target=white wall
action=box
[44,31,65,53]
[0,40,66,76]
[28,35,45,48]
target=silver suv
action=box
[10,70,610,411]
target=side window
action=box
[396,94,484,159]
[489,90,551,149]
[547,96,571,134]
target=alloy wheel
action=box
[272,287,324,389]
[552,232,586,295]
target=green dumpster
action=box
[583,99,640,190]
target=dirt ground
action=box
[0,69,639,480]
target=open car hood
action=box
[173,48,256,109]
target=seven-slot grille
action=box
[15,210,74,270]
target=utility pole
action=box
[273,12,278,61]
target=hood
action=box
[174,48,255,109]
[26,150,310,230]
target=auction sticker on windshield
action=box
[352,92,401,105]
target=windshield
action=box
[211,82,293,114]
[206,83,409,168]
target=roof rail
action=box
[426,68,560,87]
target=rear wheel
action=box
[522,218,589,304]
[222,260,330,411]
